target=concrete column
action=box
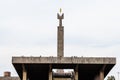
[22,69,27,80]
[49,65,52,80]
[22,64,27,80]
[99,65,106,80]
[100,70,104,80]
[49,71,52,80]
[75,71,78,80]
[75,65,78,80]
[57,26,64,57]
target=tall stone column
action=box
[57,26,64,57]
[49,65,52,80]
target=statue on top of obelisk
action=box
[57,8,64,27]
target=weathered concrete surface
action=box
[57,26,64,57]
[100,70,104,80]
[49,72,52,80]
[12,57,116,64]
[57,13,64,58]
[22,70,27,80]
[12,57,116,80]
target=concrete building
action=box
[12,11,116,80]
[0,72,20,80]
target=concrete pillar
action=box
[100,70,104,80]
[57,26,64,57]
[75,71,78,80]
[22,69,27,80]
[49,65,52,80]
[22,64,27,80]
[75,65,78,80]
[99,65,106,80]
[49,71,52,80]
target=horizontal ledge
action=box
[12,57,116,64]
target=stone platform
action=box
[12,57,116,80]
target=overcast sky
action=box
[0,0,120,79]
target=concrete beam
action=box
[12,57,116,64]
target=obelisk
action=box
[57,9,64,58]
[57,9,64,73]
